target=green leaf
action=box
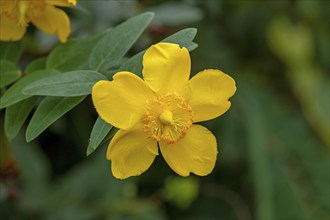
[86,117,112,156]
[26,96,86,142]
[100,127,118,146]
[0,60,21,88]
[89,12,154,72]
[4,97,39,141]
[119,28,198,76]
[23,70,107,97]
[46,31,108,72]
[0,69,60,109]
[0,41,23,62]
[163,28,198,50]
[25,57,47,74]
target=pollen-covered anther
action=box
[143,92,193,144]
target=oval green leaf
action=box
[23,70,107,97]
[5,97,39,141]
[89,12,154,72]
[0,60,21,88]
[25,57,47,74]
[26,96,86,142]
[0,69,60,109]
[86,117,112,156]
[46,30,109,72]
[0,41,23,62]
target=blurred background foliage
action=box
[0,0,329,219]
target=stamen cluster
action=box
[143,92,193,144]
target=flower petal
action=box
[46,0,77,7]
[92,71,154,130]
[0,14,26,41]
[159,125,217,176]
[142,42,191,96]
[107,124,158,179]
[189,69,236,122]
[31,5,70,42]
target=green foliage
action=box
[242,86,274,219]
[25,57,47,73]
[2,12,155,144]
[0,60,21,88]
[268,16,329,146]
[238,81,329,219]
[8,132,165,220]
[89,12,155,72]
[0,69,60,109]
[25,96,86,142]
[0,12,199,152]
[4,97,39,141]
[46,32,107,72]
[23,70,107,97]
[0,41,23,62]
[162,28,198,51]
[87,117,112,156]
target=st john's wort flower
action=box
[0,0,76,42]
[92,42,236,179]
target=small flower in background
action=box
[92,42,236,179]
[0,0,77,43]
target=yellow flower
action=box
[92,42,236,179]
[0,0,77,43]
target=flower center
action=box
[143,92,193,144]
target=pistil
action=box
[143,92,193,144]
[18,0,28,27]
[159,110,174,125]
